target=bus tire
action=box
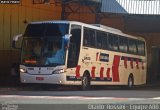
[127,75,134,89]
[81,73,90,90]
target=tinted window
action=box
[129,39,137,54]
[45,24,69,36]
[119,36,128,52]
[96,31,108,49]
[67,25,81,68]
[137,41,145,56]
[24,24,45,37]
[24,23,69,37]
[108,33,119,51]
[21,37,64,67]
[83,27,96,47]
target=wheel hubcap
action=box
[129,78,133,87]
[83,76,87,87]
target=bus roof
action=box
[30,20,123,34]
[30,20,71,24]
[92,24,122,33]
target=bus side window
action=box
[108,34,114,50]
[124,37,128,52]
[90,30,96,47]
[83,27,96,47]
[83,29,90,46]
[113,35,119,51]
[129,39,137,54]
[119,37,124,52]
[96,31,108,49]
[119,36,128,53]
[137,41,145,56]
[101,33,108,49]
[96,31,102,48]
[108,33,118,51]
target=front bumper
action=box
[20,72,66,84]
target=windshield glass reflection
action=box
[21,38,65,67]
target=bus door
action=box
[67,25,81,68]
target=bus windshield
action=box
[21,23,69,67]
[24,23,69,37]
[21,38,65,67]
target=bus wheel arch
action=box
[127,73,134,89]
[81,70,91,90]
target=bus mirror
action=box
[64,34,72,48]
[12,34,23,49]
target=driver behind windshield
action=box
[33,41,42,58]
[44,42,65,65]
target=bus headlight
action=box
[20,68,27,73]
[52,69,65,74]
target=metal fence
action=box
[101,0,160,15]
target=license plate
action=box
[36,77,44,81]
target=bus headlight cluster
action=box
[52,69,65,74]
[20,68,27,73]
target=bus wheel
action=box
[127,75,134,89]
[82,73,90,90]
